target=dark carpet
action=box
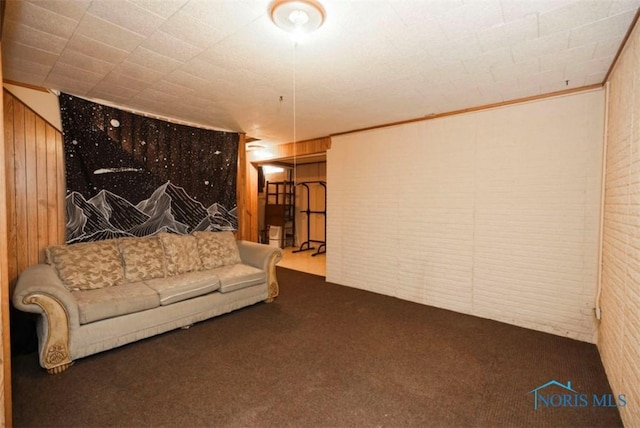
[12,267,621,427]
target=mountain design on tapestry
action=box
[66,181,237,244]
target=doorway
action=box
[256,153,326,277]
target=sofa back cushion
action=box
[46,240,124,291]
[119,237,166,283]
[158,233,202,276]
[194,231,242,269]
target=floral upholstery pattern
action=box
[46,240,124,291]
[158,233,202,276]
[119,238,166,283]
[194,231,241,269]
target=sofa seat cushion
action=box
[143,271,221,306]
[73,283,160,324]
[211,263,266,293]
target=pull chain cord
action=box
[293,40,298,187]
[292,40,298,248]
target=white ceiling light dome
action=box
[269,0,326,34]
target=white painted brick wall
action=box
[599,18,640,428]
[328,90,604,344]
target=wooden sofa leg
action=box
[47,361,74,374]
[23,293,73,374]
[265,252,281,303]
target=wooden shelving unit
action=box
[264,181,295,247]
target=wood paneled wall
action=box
[0,45,13,427]
[3,89,65,294]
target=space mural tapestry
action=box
[60,93,239,244]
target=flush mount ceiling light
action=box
[245,143,266,151]
[269,0,326,34]
[263,165,285,174]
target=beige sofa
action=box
[12,232,283,374]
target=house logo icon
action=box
[529,379,627,410]
[529,380,577,410]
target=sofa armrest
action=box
[13,264,78,373]
[236,241,283,302]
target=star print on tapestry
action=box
[60,93,238,244]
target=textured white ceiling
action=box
[2,0,639,144]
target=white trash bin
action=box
[268,225,282,248]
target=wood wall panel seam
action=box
[55,132,65,243]
[45,125,58,247]
[24,108,39,268]
[13,100,28,277]
[4,94,17,292]
[35,116,49,264]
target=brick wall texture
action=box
[600,18,640,428]
[327,89,604,344]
